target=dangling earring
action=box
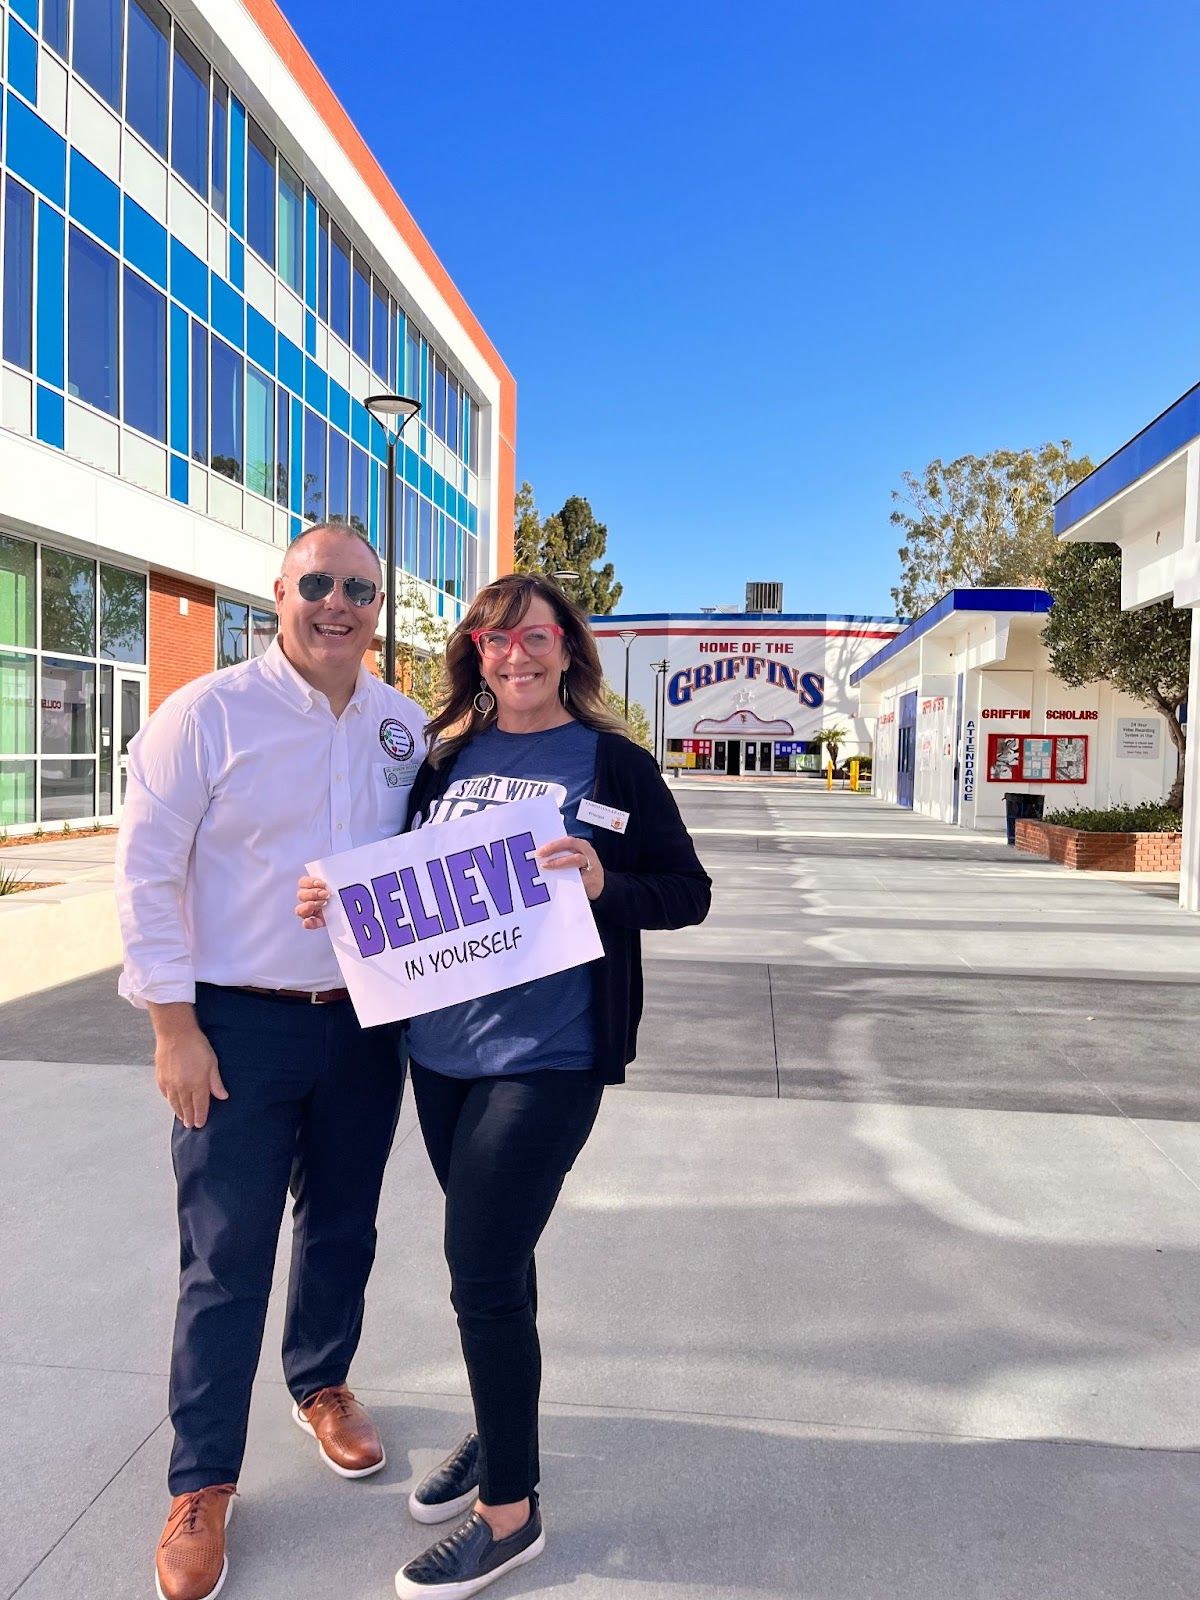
[560,673,570,706]
[473,679,496,715]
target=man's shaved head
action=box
[281,522,382,579]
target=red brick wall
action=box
[149,572,216,711]
[1016,819,1181,871]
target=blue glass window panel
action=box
[369,415,387,463]
[123,197,167,286]
[446,373,460,456]
[351,400,369,449]
[171,30,209,198]
[417,496,433,582]
[228,96,245,237]
[443,517,459,596]
[329,221,350,342]
[3,178,34,371]
[275,386,290,505]
[304,309,316,357]
[291,515,302,540]
[246,306,274,373]
[210,336,243,482]
[303,193,317,311]
[328,380,350,435]
[246,118,275,268]
[351,256,370,362]
[124,269,165,441]
[290,395,303,511]
[170,453,189,503]
[210,277,244,348]
[10,0,37,29]
[68,151,119,248]
[403,444,418,488]
[404,323,419,397]
[190,319,207,462]
[350,446,368,535]
[419,460,433,498]
[35,202,64,386]
[303,410,326,521]
[468,396,480,474]
[212,78,230,221]
[276,333,303,397]
[8,18,39,103]
[468,503,477,535]
[303,358,327,413]
[277,159,302,292]
[43,0,69,54]
[245,364,274,498]
[228,236,244,290]
[5,98,66,208]
[370,279,388,381]
[169,303,188,455]
[368,455,378,547]
[317,208,330,321]
[402,484,417,573]
[432,359,447,444]
[328,429,348,523]
[36,384,64,448]
[432,474,443,511]
[67,227,117,414]
[72,0,122,109]
[126,0,169,157]
[169,237,207,318]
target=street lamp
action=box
[618,629,637,719]
[651,658,669,773]
[365,392,421,686]
[551,569,579,585]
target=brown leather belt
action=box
[237,985,351,1005]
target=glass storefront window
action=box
[330,223,351,343]
[0,536,36,648]
[125,269,167,441]
[125,0,170,156]
[351,257,370,362]
[217,598,249,668]
[100,566,147,664]
[3,178,34,372]
[212,77,229,218]
[250,610,277,657]
[328,429,349,523]
[304,411,326,522]
[42,550,96,656]
[191,319,208,464]
[0,652,36,754]
[247,118,276,269]
[41,760,96,821]
[276,388,290,506]
[68,228,119,416]
[41,659,96,755]
[245,366,275,497]
[172,29,210,198]
[0,761,35,828]
[211,337,243,483]
[73,0,123,111]
[278,160,303,293]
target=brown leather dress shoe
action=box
[292,1384,385,1478]
[154,1484,236,1600]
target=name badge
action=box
[578,799,631,834]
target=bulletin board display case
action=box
[986,734,1088,784]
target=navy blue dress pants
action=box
[167,985,405,1494]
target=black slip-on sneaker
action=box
[394,1493,545,1599]
[408,1434,481,1525]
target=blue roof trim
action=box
[589,611,898,624]
[1055,378,1200,535]
[849,588,1053,687]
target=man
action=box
[116,525,426,1600]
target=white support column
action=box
[1179,609,1200,912]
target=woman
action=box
[297,573,710,1599]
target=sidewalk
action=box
[0,834,121,1004]
[3,786,1199,1599]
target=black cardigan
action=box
[404,730,712,1084]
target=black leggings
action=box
[409,1061,605,1503]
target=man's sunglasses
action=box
[294,572,379,607]
[470,624,566,659]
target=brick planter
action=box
[1015,818,1182,872]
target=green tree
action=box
[1042,540,1190,809]
[512,483,623,615]
[394,575,450,714]
[602,685,651,750]
[891,442,1093,619]
[810,724,850,769]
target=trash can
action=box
[1003,792,1045,847]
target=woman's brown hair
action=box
[423,573,629,767]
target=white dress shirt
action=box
[116,638,426,1007]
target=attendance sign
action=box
[309,795,603,1026]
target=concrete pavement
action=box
[2,783,1199,1599]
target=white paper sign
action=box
[1115,717,1161,759]
[308,795,603,1027]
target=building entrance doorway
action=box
[99,668,146,818]
[742,740,773,774]
[725,741,741,776]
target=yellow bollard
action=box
[850,758,860,792]
[826,762,833,791]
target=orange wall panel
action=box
[149,573,216,711]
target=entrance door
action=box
[897,691,917,808]
[114,673,146,813]
[760,741,772,772]
[744,741,757,774]
[726,740,742,777]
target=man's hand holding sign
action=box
[301,794,603,1027]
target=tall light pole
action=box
[365,393,421,686]
[651,658,669,773]
[618,629,637,719]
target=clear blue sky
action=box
[284,0,1200,617]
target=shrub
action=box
[0,865,27,895]
[1042,801,1183,833]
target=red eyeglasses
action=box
[470,624,565,659]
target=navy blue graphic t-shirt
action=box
[406,720,600,1078]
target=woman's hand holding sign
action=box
[296,875,330,928]
[535,836,605,901]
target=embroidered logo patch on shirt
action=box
[379,718,415,761]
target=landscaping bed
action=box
[1016,802,1182,872]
